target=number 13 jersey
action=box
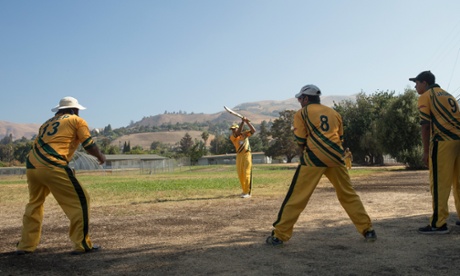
[27,114,95,169]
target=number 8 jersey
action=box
[27,114,95,169]
[293,103,345,167]
[418,85,460,142]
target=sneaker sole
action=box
[15,250,33,255]
[71,245,101,255]
[418,229,450,235]
[265,236,283,247]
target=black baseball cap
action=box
[409,71,435,85]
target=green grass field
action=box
[0,164,400,207]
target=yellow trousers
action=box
[345,158,352,169]
[236,152,253,194]
[429,140,460,227]
[272,165,372,241]
[17,166,93,252]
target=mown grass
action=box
[0,164,402,206]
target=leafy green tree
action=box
[179,133,194,155]
[105,145,120,154]
[201,131,209,144]
[209,134,234,154]
[248,135,263,152]
[258,120,271,151]
[0,134,13,145]
[265,110,298,163]
[334,91,394,165]
[103,124,113,135]
[150,141,174,156]
[201,131,209,155]
[13,141,33,163]
[0,144,14,162]
[122,141,132,153]
[97,137,114,154]
[127,145,145,154]
[190,140,206,165]
[376,89,423,168]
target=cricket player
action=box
[16,96,106,255]
[409,71,460,234]
[344,148,353,170]
[229,117,256,198]
[266,84,376,246]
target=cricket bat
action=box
[224,106,245,119]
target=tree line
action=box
[0,88,424,168]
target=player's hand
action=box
[98,154,106,165]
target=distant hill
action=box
[111,130,216,150]
[0,121,39,140]
[1,95,355,144]
[131,95,354,128]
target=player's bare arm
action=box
[421,123,430,166]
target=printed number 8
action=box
[320,115,329,131]
[448,98,458,113]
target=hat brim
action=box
[409,77,417,82]
[51,104,86,112]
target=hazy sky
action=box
[2,0,460,129]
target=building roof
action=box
[199,152,265,159]
[105,154,166,161]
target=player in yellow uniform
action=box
[344,148,353,169]
[266,84,376,246]
[409,71,460,234]
[16,97,106,255]
[229,117,256,198]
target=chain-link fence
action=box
[0,156,191,176]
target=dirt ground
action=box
[2,169,460,276]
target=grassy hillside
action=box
[1,95,354,142]
[111,130,216,149]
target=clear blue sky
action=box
[1,0,460,129]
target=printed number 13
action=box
[40,122,60,138]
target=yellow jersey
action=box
[230,130,252,153]
[27,114,95,169]
[294,103,344,167]
[418,85,460,141]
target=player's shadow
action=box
[2,213,460,275]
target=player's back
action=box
[28,114,88,168]
[420,86,460,141]
[295,103,344,167]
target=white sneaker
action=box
[241,194,251,198]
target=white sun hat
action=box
[51,96,86,112]
[295,84,321,98]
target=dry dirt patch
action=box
[2,170,460,275]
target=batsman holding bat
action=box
[229,116,256,198]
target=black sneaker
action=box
[266,235,283,247]
[418,224,449,234]
[71,244,101,255]
[364,230,377,242]
[15,250,33,255]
